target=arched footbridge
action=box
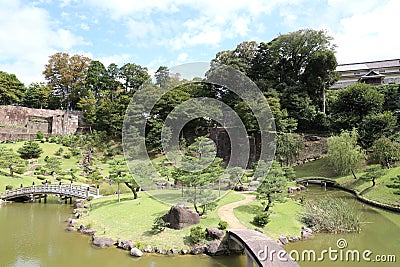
[1,183,99,202]
[297,177,338,186]
[228,229,299,267]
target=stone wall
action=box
[0,105,82,140]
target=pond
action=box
[286,185,400,266]
[1,186,399,267]
[0,199,246,267]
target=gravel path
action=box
[217,193,256,229]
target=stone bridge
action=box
[297,177,338,187]
[228,229,299,267]
[1,183,99,203]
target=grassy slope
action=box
[78,191,244,250]
[233,198,303,240]
[295,157,400,206]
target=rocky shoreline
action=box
[65,199,313,259]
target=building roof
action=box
[337,59,400,72]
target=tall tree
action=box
[358,111,397,148]
[327,129,364,178]
[211,41,258,74]
[250,29,336,91]
[0,71,25,105]
[248,29,337,131]
[119,63,150,93]
[276,133,304,166]
[77,90,97,133]
[330,83,384,132]
[84,60,108,99]
[302,50,338,113]
[370,137,400,168]
[154,66,170,87]
[22,82,52,109]
[43,52,91,110]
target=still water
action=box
[0,200,246,267]
[286,186,400,267]
[1,187,399,267]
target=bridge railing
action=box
[3,183,98,199]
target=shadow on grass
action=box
[89,196,137,209]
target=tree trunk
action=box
[117,182,121,203]
[124,182,138,199]
[264,194,272,212]
[9,164,14,177]
[372,178,376,187]
[351,169,357,180]
[322,86,326,114]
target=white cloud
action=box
[331,0,400,63]
[0,0,87,85]
[177,53,188,62]
[80,23,90,31]
[97,54,134,67]
[83,0,303,50]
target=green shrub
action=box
[253,212,270,227]
[63,153,72,159]
[189,226,206,244]
[54,148,64,156]
[134,241,147,250]
[5,185,13,190]
[17,141,43,159]
[151,216,169,233]
[14,166,27,175]
[36,131,44,140]
[218,220,228,230]
[37,175,47,180]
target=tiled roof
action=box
[337,59,400,72]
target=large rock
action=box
[92,237,115,247]
[143,245,153,253]
[206,240,225,256]
[249,181,260,187]
[69,219,78,226]
[289,236,300,242]
[117,239,134,251]
[162,204,200,230]
[206,228,224,240]
[301,231,313,240]
[82,229,96,235]
[130,248,143,257]
[191,245,207,255]
[278,236,289,245]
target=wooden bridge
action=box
[1,183,99,203]
[228,229,299,267]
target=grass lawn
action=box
[78,190,244,250]
[234,198,303,240]
[294,157,338,178]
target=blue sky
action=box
[0,0,399,85]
